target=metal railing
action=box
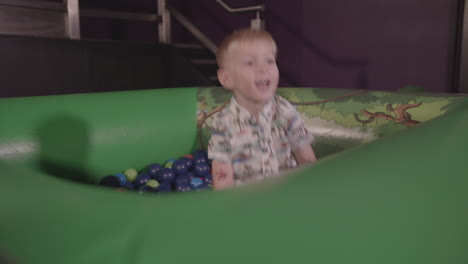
[0,0,265,52]
[167,4,217,54]
[215,0,265,30]
[165,0,266,54]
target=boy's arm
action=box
[293,144,317,165]
[212,160,234,191]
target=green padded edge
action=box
[0,87,467,264]
[0,88,198,183]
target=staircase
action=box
[173,42,219,85]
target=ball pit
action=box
[98,150,212,193]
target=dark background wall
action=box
[0,0,462,94]
[171,0,459,93]
[80,0,460,93]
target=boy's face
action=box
[218,39,279,107]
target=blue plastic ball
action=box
[172,159,189,175]
[193,162,210,177]
[134,173,151,188]
[114,173,127,186]
[156,168,176,184]
[190,177,204,188]
[146,163,163,178]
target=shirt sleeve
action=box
[280,99,314,150]
[207,115,232,162]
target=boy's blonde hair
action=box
[216,28,277,68]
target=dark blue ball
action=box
[172,159,189,175]
[193,162,210,177]
[156,168,176,184]
[124,181,135,190]
[99,175,121,188]
[146,163,163,179]
[179,157,194,170]
[194,156,208,165]
[155,182,172,192]
[138,185,155,194]
[174,173,191,185]
[134,173,151,188]
[175,182,193,192]
[193,149,208,159]
[186,171,196,181]
[203,174,213,185]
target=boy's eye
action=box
[244,61,253,66]
[267,58,276,64]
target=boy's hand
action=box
[212,160,234,191]
[293,145,317,165]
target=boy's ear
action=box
[217,68,233,90]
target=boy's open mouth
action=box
[255,79,271,89]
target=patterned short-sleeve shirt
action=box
[208,95,314,183]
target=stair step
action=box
[173,43,205,49]
[191,59,217,65]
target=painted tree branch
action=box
[354,102,422,127]
[197,99,230,127]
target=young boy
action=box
[208,28,317,190]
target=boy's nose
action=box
[256,63,268,73]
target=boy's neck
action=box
[234,95,273,118]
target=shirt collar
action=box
[229,96,276,123]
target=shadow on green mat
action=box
[35,115,93,183]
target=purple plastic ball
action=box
[124,181,135,190]
[156,182,172,192]
[193,150,208,159]
[179,157,194,170]
[175,182,193,192]
[146,163,163,178]
[156,168,176,184]
[193,162,210,177]
[99,175,120,188]
[174,173,191,185]
[203,174,213,185]
[172,159,189,175]
[138,185,156,194]
[134,173,151,188]
[194,156,208,165]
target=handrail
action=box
[167,5,217,54]
[215,0,264,13]
[0,0,159,22]
[0,0,65,12]
[80,9,159,22]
